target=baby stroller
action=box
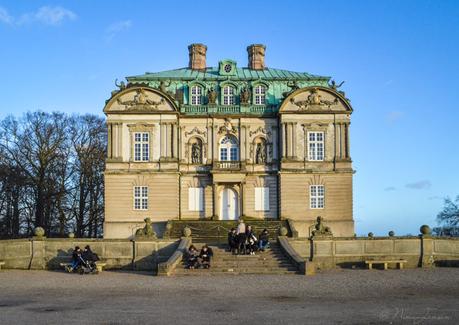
[75,255,98,274]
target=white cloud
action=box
[105,20,132,41]
[0,6,76,26]
[0,7,13,25]
[405,180,432,190]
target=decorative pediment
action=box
[280,87,352,113]
[104,87,177,113]
[184,127,207,138]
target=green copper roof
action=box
[127,67,330,82]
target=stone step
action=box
[174,268,298,275]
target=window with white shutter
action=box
[188,187,204,211]
[255,187,270,211]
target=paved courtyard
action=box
[0,268,458,324]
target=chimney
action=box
[247,44,266,70]
[188,43,207,70]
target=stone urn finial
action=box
[279,226,288,237]
[183,226,192,238]
[420,225,431,236]
[34,227,45,239]
[68,232,75,238]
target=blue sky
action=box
[0,0,458,235]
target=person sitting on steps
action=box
[228,228,238,255]
[236,219,247,255]
[258,229,270,251]
[186,245,200,269]
[245,225,257,255]
[199,244,213,269]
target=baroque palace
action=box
[103,44,354,238]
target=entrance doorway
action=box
[220,187,238,220]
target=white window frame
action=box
[254,85,266,105]
[133,186,148,210]
[134,132,149,162]
[219,136,238,161]
[308,131,324,161]
[190,85,202,105]
[188,187,204,212]
[255,187,270,211]
[310,185,324,209]
[222,86,235,105]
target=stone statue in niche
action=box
[240,87,250,105]
[191,142,202,164]
[207,88,217,104]
[255,141,267,164]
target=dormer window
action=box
[254,85,266,105]
[190,85,202,105]
[223,86,235,105]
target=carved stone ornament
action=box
[117,88,165,111]
[184,127,207,138]
[249,126,271,138]
[290,88,339,110]
[311,216,333,237]
[218,118,237,135]
[135,217,157,239]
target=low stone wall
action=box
[0,238,179,271]
[287,236,459,270]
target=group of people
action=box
[68,245,100,274]
[228,220,270,255]
[185,220,271,270]
[186,244,214,269]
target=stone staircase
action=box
[164,220,290,243]
[174,242,299,275]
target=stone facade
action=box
[103,44,354,238]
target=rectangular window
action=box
[310,185,324,209]
[223,86,234,105]
[188,187,204,211]
[308,131,324,161]
[254,86,266,105]
[220,148,228,161]
[190,86,202,105]
[134,132,149,162]
[134,186,148,210]
[230,147,238,161]
[255,187,270,211]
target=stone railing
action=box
[180,104,276,115]
[286,235,459,271]
[157,237,191,276]
[0,238,179,271]
[213,161,241,170]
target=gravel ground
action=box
[0,268,458,324]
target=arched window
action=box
[219,135,238,161]
[254,85,266,105]
[190,85,202,105]
[222,86,235,105]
